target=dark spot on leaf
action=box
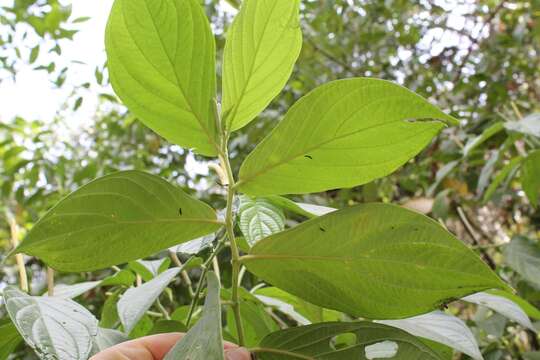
[304,155,313,160]
[319,226,326,232]
[178,207,183,216]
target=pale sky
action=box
[0,0,114,124]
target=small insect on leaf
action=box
[304,155,313,160]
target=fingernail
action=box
[225,347,250,360]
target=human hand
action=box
[90,333,251,360]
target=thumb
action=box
[225,347,251,360]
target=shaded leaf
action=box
[522,150,540,208]
[130,258,171,282]
[0,318,22,360]
[256,321,442,359]
[503,236,540,289]
[46,281,101,299]
[17,171,221,272]
[170,234,215,255]
[118,267,181,334]
[164,272,224,360]
[238,78,456,195]
[3,286,98,360]
[242,203,508,319]
[94,328,128,351]
[377,311,482,360]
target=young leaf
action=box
[239,195,286,247]
[164,272,224,360]
[3,286,98,360]
[16,171,222,272]
[522,149,540,208]
[377,311,482,360]
[105,0,219,156]
[0,318,22,360]
[237,78,457,195]
[242,203,509,319]
[222,0,302,131]
[118,267,181,334]
[255,321,442,359]
[462,291,535,331]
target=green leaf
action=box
[29,45,40,64]
[118,267,181,334]
[3,286,98,360]
[239,195,286,247]
[149,320,187,335]
[254,321,442,359]
[266,196,336,219]
[242,203,508,319]
[237,78,457,195]
[105,0,219,156]
[101,269,136,287]
[503,236,540,289]
[222,0,302,131]
[16,171,222,272]
[522,150,540,208]
[462,121,504,157]
[482,156,523,202]
[378,311,481,360]
[164,272,224,360]
[100,290,122,329]
[0,318,22,360]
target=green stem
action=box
[185,240,225,327]
[219,147,246,346]
[155,297,170,320]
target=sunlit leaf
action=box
[242,203,508,319]
[238,78,457,195]
[106,0,219,155]
[16,171,222,272]
[222,0,302,131]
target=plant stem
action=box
[185,240,226,327]
[169,250,195,297]
[47,267,54,296]
[219,146,246,346]
[155,297,170,320]
[7,213,28,292]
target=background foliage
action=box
[1,0,539,358]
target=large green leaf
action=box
[503,236,540,289]
[242,203,508,319]
[254,322,442,359]
[164,272,224,360]
[16,171,222,272]
[105,0,219,156]
[237,78,457,195]
[522,149,540,208]
[239,195,286,247]
[222,0,302,131]
[3,286,98,360]
[0,318,22,360]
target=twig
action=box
[305,37,356,74]
[47,267,55,296]
[169,250,195,297]
[8,214,28,292]
[453,1,506,82]
[456,206,496,269]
